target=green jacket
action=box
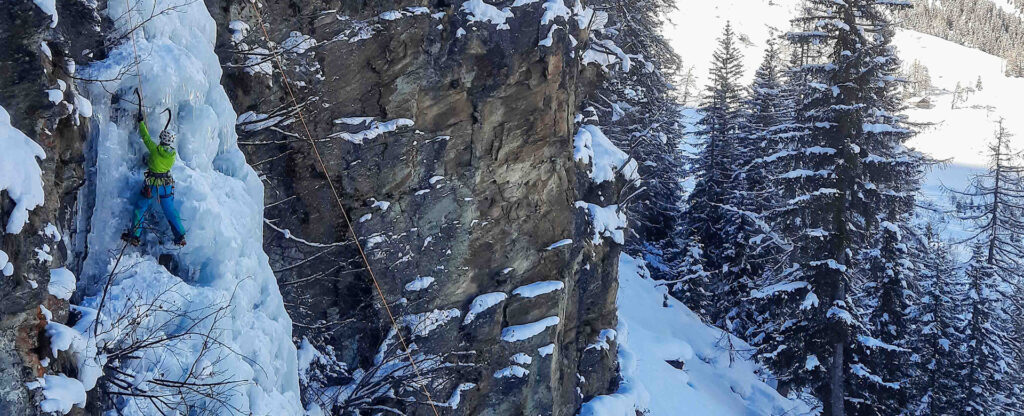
[140,120,176,174]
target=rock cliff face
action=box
[207,1,623,414]
[0,1,100,414]
[0,0,626,414]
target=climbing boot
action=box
[121,232,141,247]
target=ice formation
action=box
[58,0,303,413]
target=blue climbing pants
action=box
[130,184,185,240]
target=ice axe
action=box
[161,108,171,131]
[134,88,143,109]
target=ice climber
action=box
[121,97,187,247]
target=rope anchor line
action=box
[247,2,444,414]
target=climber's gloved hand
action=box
[136,111,144,123]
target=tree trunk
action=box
[829,339,846,416]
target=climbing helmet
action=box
[159,130,177,149]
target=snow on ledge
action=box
[501,316,560,342]
[511,280,564,298]
[0,105,46,235]
[463,292,508,324]
[461,0,514,29]
[494,365,529,378]
[329,117,413,144]
[575,201,627,244]
[405,276,435,291]
[47,267,76,300]
[27,374,86,414]
[573,124,639,184]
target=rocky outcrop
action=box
[207,1,623,414]
[0,0,627,414]
[0,1,100,414]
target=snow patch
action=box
[0,105,46,234]
[575,202,627,244]
[405,276,435,291]
[545,239,573,250]
[27,375,86,414]
[501,316,560,342]
[400,308,461,337]
[579,253,810,416]
[47,267,76,300]
[573,124,638,184]
[329,117,413,144]
[511,280,564,298]
[463,292,507,324]
[33,0,58,28]
[461,0,514,30]
[511,353,533,365]
[494,365,529,378]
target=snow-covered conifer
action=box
[752,1,921,414]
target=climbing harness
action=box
[144,171,173,187]
[248,2,444,414]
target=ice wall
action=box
[75,0,302,413]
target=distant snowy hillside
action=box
[666,0,1024,238]
[667,1,1024,169]
[991,0,1022,15]
[897,29,1024,168]
[894,29,1024,244]
[580,254,810,416]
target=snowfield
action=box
[894,29,1024,246]
[897,29,1024,168]
[580,254,810,416]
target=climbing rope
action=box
[247,3,444,414]
[96,0,149,338]
[125,0,145,110]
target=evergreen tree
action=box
[907,222,967,416]
[953,120,1024,414]
[675,22,746,322]
[848,25,922,415]
[900,0,1024,71]
[721,38,792,338]
[952,82,964,109]
[584,0,686,278]
[961,246,1014,414]
[753,1,920,414]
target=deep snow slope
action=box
[70,0,302,413]
[580,254,810,416]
